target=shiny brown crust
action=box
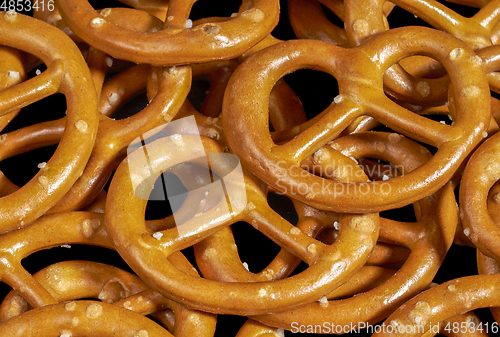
[223,27,490,213]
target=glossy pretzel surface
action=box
[223,26,490,213]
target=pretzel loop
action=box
[344,0,500,103]
[223,27,489,213]
[0,12,98,233]
[105,134,379,315]
[57,0,280,65]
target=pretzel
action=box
[369,275,500,336]
[105,133,378,315]
[0,300,173,336]
[0,211,111,308]
[193,162,405,284]
[460,130,500,260]
[56,0,280,66]
[0,261,217,337]
[0,261,148,321]
[193,132,455,330]
[223,27,489,214]
[0,12,98,232]
[344,0,500,104]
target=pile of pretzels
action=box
[1,0,500,336]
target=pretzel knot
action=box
[105,124,379,315]
[223,26,490,213]
[0,12,98,233]
[56,0,280,65]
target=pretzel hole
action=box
[144,172,187,221]
[232,222,281,273]
[267,192,299,225]
[432,244,477,284]
[189,0,240,21]
[188,78,211,111]
[271,0,299,40]
[214,314,247,337]
[88,0,133,11]
[399,56,447,80]
[283,69,339,120]
[0,145,57,187]
[2,92,66,132]
[319,3,344,31]
[110,91,149,120]
[385,6,434,30]
[380,203,418,223]
[20,245,134,276]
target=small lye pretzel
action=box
[0,211,110,308]
[460,130,500,260]
[191,147,374,284]
[223,27,490,213]
[56,0,280,66]
[0,261,217,337]
[219,132,455,331]
[344,0,500,103]
[193,154,404,284]
[0,300,173,336]
[0,261,149,321]
[0,12,98,233]
[105,134,378,315]
[370,275,500,336]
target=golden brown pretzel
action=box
[346,0,500,48]
[105,134,378,315]
[207,132,455,331]
[0,12,98,233]
[370,275,500,336]
[0,261,217,337]
[223,27,490,213]
[460,130,500,260]
[56,0,280,65]
[0,300,173,336]
[0,211,110,308]
[344,0,500,103]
